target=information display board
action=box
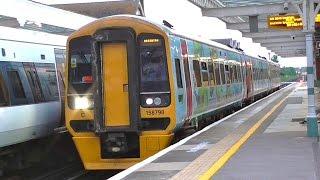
[268,14,320,29]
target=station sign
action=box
[268,14,320,29]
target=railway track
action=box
[32,163,84,180]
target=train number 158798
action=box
[145,110,165,116]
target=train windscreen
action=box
[68,36,93,94]
[139,35,169,93]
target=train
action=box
[0,27,66,172]
[65,15,281,170]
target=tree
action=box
[281,67,297,82]
[271,55,279,63]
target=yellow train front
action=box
[65,16,176,170]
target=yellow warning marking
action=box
[200,95,289,180]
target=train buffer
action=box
[110,82,320,180]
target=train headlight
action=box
[74,97,90,109]
[146,98,153,105]
[154,97,161,105]
[141,93,170,107]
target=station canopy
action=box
[0,0,143,36]
[49,0,144,18]
[188,0,307,58]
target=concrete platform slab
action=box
[109,83,312,180]
[215,83,320,180]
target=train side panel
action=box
[0,39,64,148]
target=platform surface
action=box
[110,83,320,180]
[215,84,320,180]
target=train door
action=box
[54,48,66,125]
[180,39,192,118]
[170,37,186,127]
[54,48,66,100]
[245,59,253,99]
[93,28,140,132]
[240,54,247,100]
[102,43,130,127]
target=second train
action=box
[65,15,281,170]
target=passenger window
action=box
[229,65,234,83]
[0,77,8,106]
[237,65,241,82]
[35,63,59,101]
[7,71,26,99]
[224,65,230,84]
[26,70,44,103]
[214,62,221,85]
[232,65,237,83]
[220,64,226,84]
[1,48,5,57]
[175,59,183,88]
[193,60,202,87]
[208,62,215,86]
[201,62,209,86]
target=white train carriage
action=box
[0,27,66,148]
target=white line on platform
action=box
[108,83,296,180]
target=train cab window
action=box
[8,71,26,99]
[139,35,169,92]
[200,62,209,86]
[193,60,202,87]
[174,59,183,88]
[68,36,93,94]
[208,62,215,86]
[220,64,226,84]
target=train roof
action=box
[75,15,279,66]
[0,26,67,48]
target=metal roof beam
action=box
[202,3,297,17]
[269,46,306,51]
[277,52,306,56]
[272,49,306,54]
[253,36,306,44]
[261,41,306,47]
[188,0,217,8]
[226,21,267,30]
[276,52,305,55]
[243,31,305,38]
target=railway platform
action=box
[110,82,320,180]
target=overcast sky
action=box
[144,0,307,68]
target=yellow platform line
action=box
[199,95,289,180]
